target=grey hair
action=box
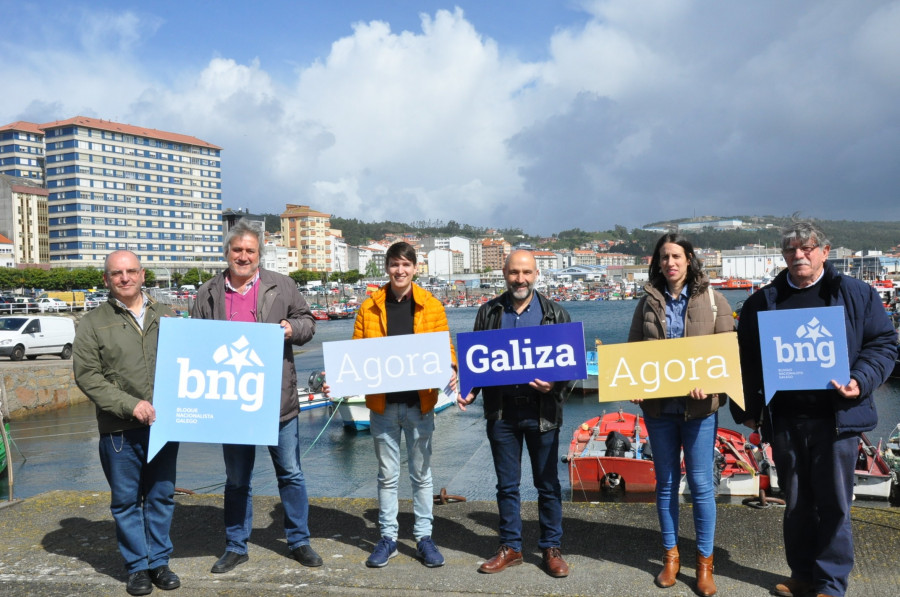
[781,220,830,252]
[224,219,265,258]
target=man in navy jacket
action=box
[732,221,896,597]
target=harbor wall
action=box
[0,362,87,420]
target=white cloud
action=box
[1,1,898,234]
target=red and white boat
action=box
[563,410,655,494]
[564,411,771,497]
[710,277,753,290]
[853,432,894,499]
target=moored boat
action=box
[334,388,456,431]
[679,427,760,496]
[711,277,753,290]
[881,423,900,500]
[853,432,893,500]
[297,371,332,411]
[563,410,655,494]
[310,309,329,321]
[564,411,774,497]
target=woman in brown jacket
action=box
[627,233,733,597]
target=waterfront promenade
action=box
[1,491,898,596]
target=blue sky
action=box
[2,1,899,235]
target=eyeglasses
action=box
[107,268,142,279]
[782,245,819,256]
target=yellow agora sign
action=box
[595,332,744,409]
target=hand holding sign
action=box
[595,332,744,409]
[148,318,285,461]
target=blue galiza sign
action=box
[148,318,285,460]
[456,322,586,397]
[323,331,454,398]
[757,306,850,404]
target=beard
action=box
[508,281,534,300]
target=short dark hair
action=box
[384,242,417,269]
[648,232,704,289]
[781,220,830,252]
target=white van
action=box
[0,316,76,361]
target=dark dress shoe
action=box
[478,545,523,573]
[149,565,181,590]
[542,547,570,578]
[126,569,153,596]
[292,544,324,567]
[210,551,249,573]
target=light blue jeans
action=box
[644,412,718,557]
[370,403,435,540]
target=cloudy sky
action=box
[2,0,898,234]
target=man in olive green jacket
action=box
[73,250,181,596]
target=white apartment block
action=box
[3,116,225,269]
[721,248,786,279]
[0,174,49,264]
[262,241,290,275]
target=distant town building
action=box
[720,248,786,279]
[223,208,266,237]
[532,250,559,272]
[481,239,510,271]
[0,121,45,182]
[0,174,49,264]
[0,116,224,269]
[0,233,15,268]
[262,241,290,275]
[280,204,331,272]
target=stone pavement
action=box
[1,491,898,596]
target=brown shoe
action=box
[478,545,523,574]
[695,552,716,596]
[774,578,813,597]
[542,547,569,578]
[655,545,680,588]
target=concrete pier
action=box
[1,491,898,596]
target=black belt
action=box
[503,395,538,407]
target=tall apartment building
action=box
[481,239,511,271]
[0,121,45,182]
[280,204,332,272]
[0,116,224,269]
[0,174,49,264]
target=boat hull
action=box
[565,411,655,494]
[336,390,455,430]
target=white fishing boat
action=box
[335,389,456,431]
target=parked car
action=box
[0,297,21,314]
[84,298,101,309]
[36,297,70,312]
[0,316,76,360]
[14,297,40,313]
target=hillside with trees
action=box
[262,212,900,253]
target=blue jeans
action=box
[98,428,179,574]
[222,416,311,553]
[644,412,718,557]
[772,416,858,597]
[370,403,435,540]
[486,415,562,551]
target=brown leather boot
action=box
[654,546,680,588]
[695,552,717,596]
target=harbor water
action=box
[3,292,899,504]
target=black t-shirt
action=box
[384,293,420,406]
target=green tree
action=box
[289,269,321,285]
[180,268,214,286]
[365,259,383,278]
